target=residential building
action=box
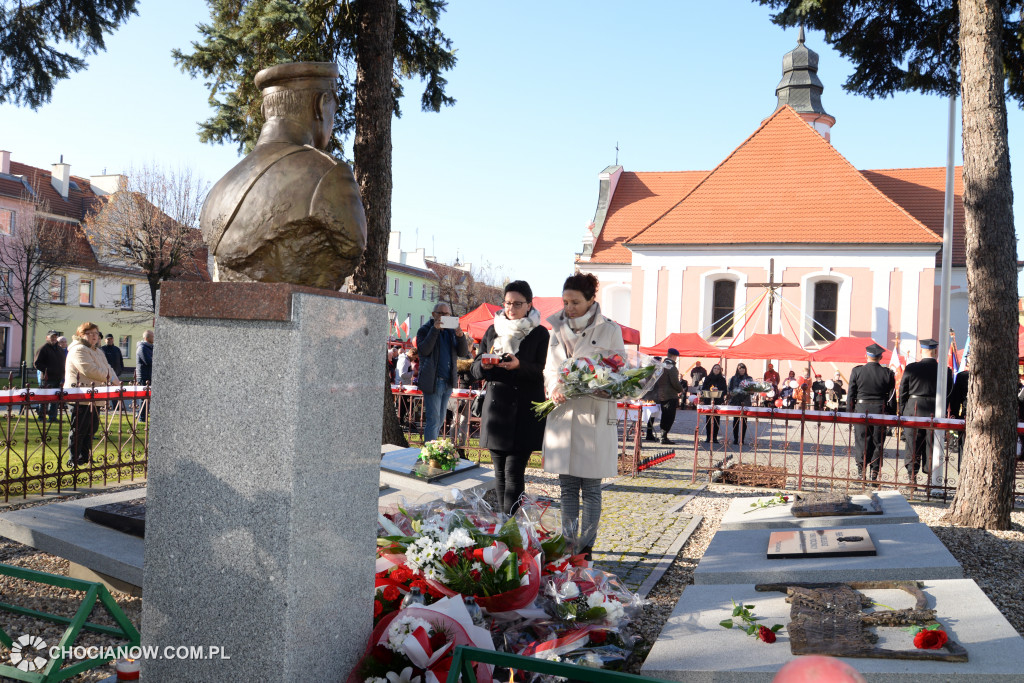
[577,32,970,367]
[0,150,209,372]
[386,231,440,334]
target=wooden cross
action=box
[744,258,798,334]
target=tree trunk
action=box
[352,0,406,447]
[947,0,1018,529]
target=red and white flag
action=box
[400,315,411,339]
[888,343,905,373]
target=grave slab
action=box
[694,523,961,585]
[642,580,1024,682]
[0,487,144,589]
[720,491,918,530]
[379,447,494,508]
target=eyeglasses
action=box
[503,301,529,309]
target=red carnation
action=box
[442,550,458,566]
[381,585,400,602]
[371,645,393,666]
[390,566,413,583]
[470,569,482,582]
[428,630,448,651]
[914,628,948,649]
[373,600,383,617]
[463,548,474,561]
[757,626,776,643]
[589,630,608,645]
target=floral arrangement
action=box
[742,491,790,514]
[737,379,773,394]
[418,438,459,471]
[364,494,648,682]
[719,600,784,643]
[532,354,662,419]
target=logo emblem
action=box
[10,634,48,672]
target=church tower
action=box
[775,27,836,141]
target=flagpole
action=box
[931,92,957,492]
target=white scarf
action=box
[559,302,601,357]
[491,307,540,355]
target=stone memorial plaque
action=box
[791,491,883,518]
[767,528,876,560]
[84,498,146,538]
[380,448,478,483]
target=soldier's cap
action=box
[666,347,680,356]
[105,334,114,339]
[47,330,59,336]
[865,343,885,358]
[255,62,340,95]
[919,338,939,349]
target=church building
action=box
[576,31,967,362]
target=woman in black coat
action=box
[470,280,548,515]
[701,364,728,443]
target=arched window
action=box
[812,281,838,342]
[711,280,736,338]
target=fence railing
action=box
[0,383,150,503]
[693,404,1024,505]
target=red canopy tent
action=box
[459,303,501,328]
[639,332,719,358]
[1018,324,1024,360]
[720,333,811,361]
[811,336,892,364]
[466,296,639,344]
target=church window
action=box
[812,281,838,342]
[711,280,736,338]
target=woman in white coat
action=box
[542,273,625,559]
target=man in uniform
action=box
[899,339,954,482]
[651,348,683,444]
[811,373,827,411]
[847,343,895,484]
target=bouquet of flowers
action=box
[353,597,495,683]
[419,438,459,471]
[737,379,773,395]
[532,353,662,419]
[540,567,644,626]
[502,619,639,677]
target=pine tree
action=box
[0,0,139,108]
[176,1,456,446]
[756,0,1019,529]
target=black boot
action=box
[660,433,673,445]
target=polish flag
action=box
[400,315,411,339]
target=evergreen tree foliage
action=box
[0,0,138,108]
[173,0,456,156]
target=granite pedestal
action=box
[142,283,386,682]
[720,492,918,530]
[694,523,961,585]
[642,580,1024,681]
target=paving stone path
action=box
[590,441,703,596]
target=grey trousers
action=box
[559,474,602,550]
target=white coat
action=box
[542,303,625,478]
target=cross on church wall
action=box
[745,258,799,335]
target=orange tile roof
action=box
[587,171,707,264]
[861,167,965,266]
[625,107,940,248]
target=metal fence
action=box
[693,404,1024,505]
[0,382,150,502]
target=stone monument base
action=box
[142,282,385,682]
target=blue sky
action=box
[3,0,1020,298]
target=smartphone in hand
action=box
[439,316,460,329]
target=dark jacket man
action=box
[135,338,154,384]
[101,338,125,377]
[847,345,896,482]
[33,334,65,385]
[652,353,683,443]
[899,342,954,478]
[415,320,469,394]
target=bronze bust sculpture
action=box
[200,62,367,290]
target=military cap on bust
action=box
[865,343,885,358]
[254,62,339,94]
[919,338,938,349]
[667,347,680,356]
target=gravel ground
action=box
[0,476,1020,681]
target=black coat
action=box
[34,342,65,383]
[899,358,953,417]
[101,344,125,376]
[700,373,728,405]
[470,325,549,452]
[847,361,896,413]
[949,371,969,419]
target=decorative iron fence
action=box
[693,404,1024,505]
[0,382,150,502]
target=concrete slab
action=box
[694,523,961,585]
[379,448,494,509]
[642,580,1024,682]
[720,491,918,530]
[0,488,144,589]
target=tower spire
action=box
[774,28,835,141]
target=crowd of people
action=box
[31,323,154,469]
